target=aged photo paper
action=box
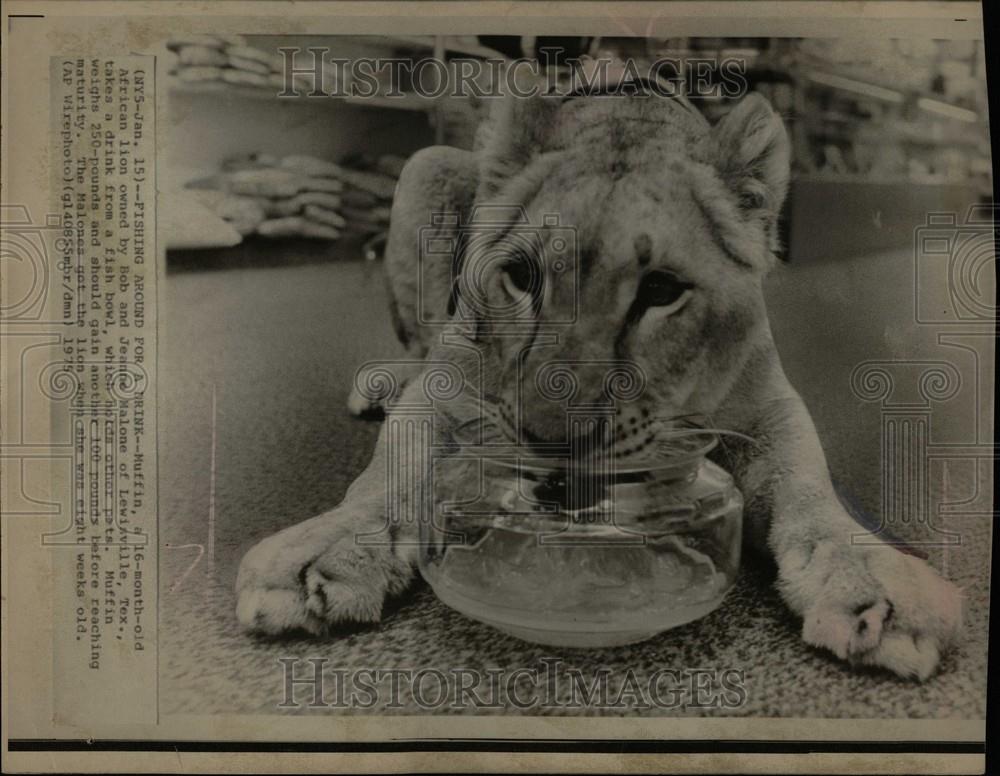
[2,1,994,773]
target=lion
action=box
[235,81,962,680]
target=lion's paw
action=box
[235,514,413,636]
[783,539,963,681]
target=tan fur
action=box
[237,89,962,681]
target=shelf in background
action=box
[241,33,509,61]
[166,233,370,272]
[169,78,433,112]
[788,51,982,121]
[380,34,508,59]
[169,34,507,114]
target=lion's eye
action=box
[501,249,543,304]
[503,256,534,294]
[636,270,694,313]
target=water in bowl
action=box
[419,432,743,647]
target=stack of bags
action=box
[187,153,345,240]
[322,153,406,237]
[185,152,406,242]
[166,34,316,92]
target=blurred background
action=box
[164,34,992,267]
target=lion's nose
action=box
[518,407,614,454]
[531,469,611,512]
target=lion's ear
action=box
[712,93,790,249]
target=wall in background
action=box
[785,179,984,263]
[166,92,434,184]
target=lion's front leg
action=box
[727,380,963,680]
[236,384,433,635]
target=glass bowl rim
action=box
[473,427,720,476]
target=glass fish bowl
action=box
[419,430,743,647]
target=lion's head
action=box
[451,86,791,457]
